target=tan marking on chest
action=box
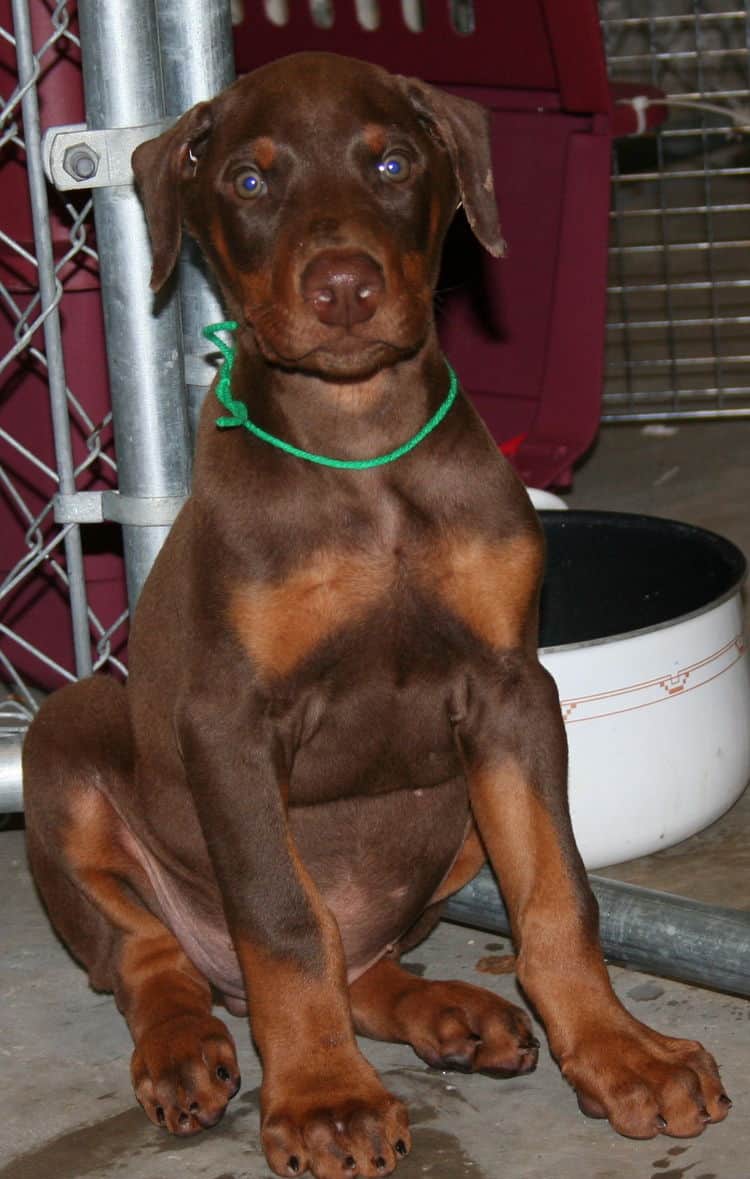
[229,549,394,677]
[425,531,542,650]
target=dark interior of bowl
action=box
[538,511,746,648]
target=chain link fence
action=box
[1,0,127,750]
[1,0,229,811]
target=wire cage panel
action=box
[600,1,750,420]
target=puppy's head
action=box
[133,52,503,381]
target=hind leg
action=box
[350,826,536,1076]
[23,678,241,1135]
[351,957,538,1076]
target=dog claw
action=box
[719,1093,732,1107]
[395,1140,407,1156]
[656,1114,668,1129]
[287,1156,301,1174]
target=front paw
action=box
[560,1021,731,1139]
[132,1012,241,1135]
[262,1055,410,1179]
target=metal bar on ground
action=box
[0,733,24,814]
[443,865,750,997]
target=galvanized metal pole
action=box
[11,0,93,678]
[155,0,235,438]
[443,865,750,997]
[77,0,192,611]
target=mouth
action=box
[252,327,420,380]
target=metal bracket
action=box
[42,120,173,192]
[55,491,186,527]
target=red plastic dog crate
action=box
[234,0,617,489]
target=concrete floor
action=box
[2,420,749,1177]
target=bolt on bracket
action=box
[54,491,187,527]
[42,120,173,192]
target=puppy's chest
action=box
[228,528,538,682]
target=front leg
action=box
[180,689,409,1178]
[458,656,731,1139]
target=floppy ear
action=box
[398,77,505,258]
[131,101,213,291]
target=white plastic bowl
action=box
[537,511,750,870]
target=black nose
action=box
[301,250,384,327]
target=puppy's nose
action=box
[301,250,384,327]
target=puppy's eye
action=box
[377,152,411,183]
[234,167,267,199]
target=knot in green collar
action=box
[202,320,458,471]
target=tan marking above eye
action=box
[229,548,395,678]
[362,123,388,155]
[420,531,542,651]
[252,136,277,171]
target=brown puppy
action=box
[23,52,729,1179]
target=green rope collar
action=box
[202,320,458,470]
